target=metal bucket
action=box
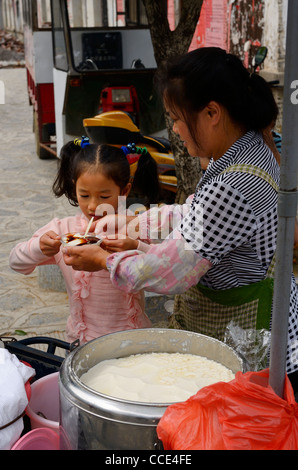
[59,328,243,450]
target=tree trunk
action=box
[165,115,201,204]
[142,0,204,202]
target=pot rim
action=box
[59,328,243,424]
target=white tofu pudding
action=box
[80,352,235,403]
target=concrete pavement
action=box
[0,67,73,343]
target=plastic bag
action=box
[0,349,35,450]
[157,369,298,450]
[224,321,271,371]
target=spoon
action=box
[84,216,94,238]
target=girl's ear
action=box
[121,182,132,197]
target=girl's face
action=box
[76,170,131,221]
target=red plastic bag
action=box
[157,369,298,450]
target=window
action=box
[51,1,68,71]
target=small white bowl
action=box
[61,232,102,247]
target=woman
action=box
[63,47,298,392]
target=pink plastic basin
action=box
[26,372,60,434]
[12,428,59,450]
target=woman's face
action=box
[167,107,212,158]
[168,101,247,162]
[76,170,130,221]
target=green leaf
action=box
[14,329,27,336]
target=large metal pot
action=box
[59,328,243,450]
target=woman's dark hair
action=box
[155,47,278,143]
[52,142,160,206]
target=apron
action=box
[169,164,278,342]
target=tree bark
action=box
[142,0,204,202]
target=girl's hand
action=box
[102,236,138,253]
[40,231,61,257]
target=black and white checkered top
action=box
[180,131,298,375]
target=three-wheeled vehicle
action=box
[24,0,166,159]
[23,0,55,159]
[23,0,176,193]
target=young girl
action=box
[9,138,160,344]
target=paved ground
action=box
[0,67,172,351]
[0,67,73,344]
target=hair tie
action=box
[121,145,132,155]
[121,143,148,156]
[74,136,90,148]
[136,146,148,155]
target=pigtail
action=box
[134,151,160,204]
[52,141,80,206]
[122,144,161,204]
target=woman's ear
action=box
[206,101,222,125]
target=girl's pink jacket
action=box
[9,212,151,344]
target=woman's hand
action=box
[63,244,109,271]
[40,231,61,257]
[102,236,139,253]
[94,214,138,238]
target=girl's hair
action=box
[52,142,160,206]
[155,47,278,143]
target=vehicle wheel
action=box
[33,111,53,159]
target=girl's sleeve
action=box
[137,198,193,242]
[9,218,62,274]
[106,228,212,294]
